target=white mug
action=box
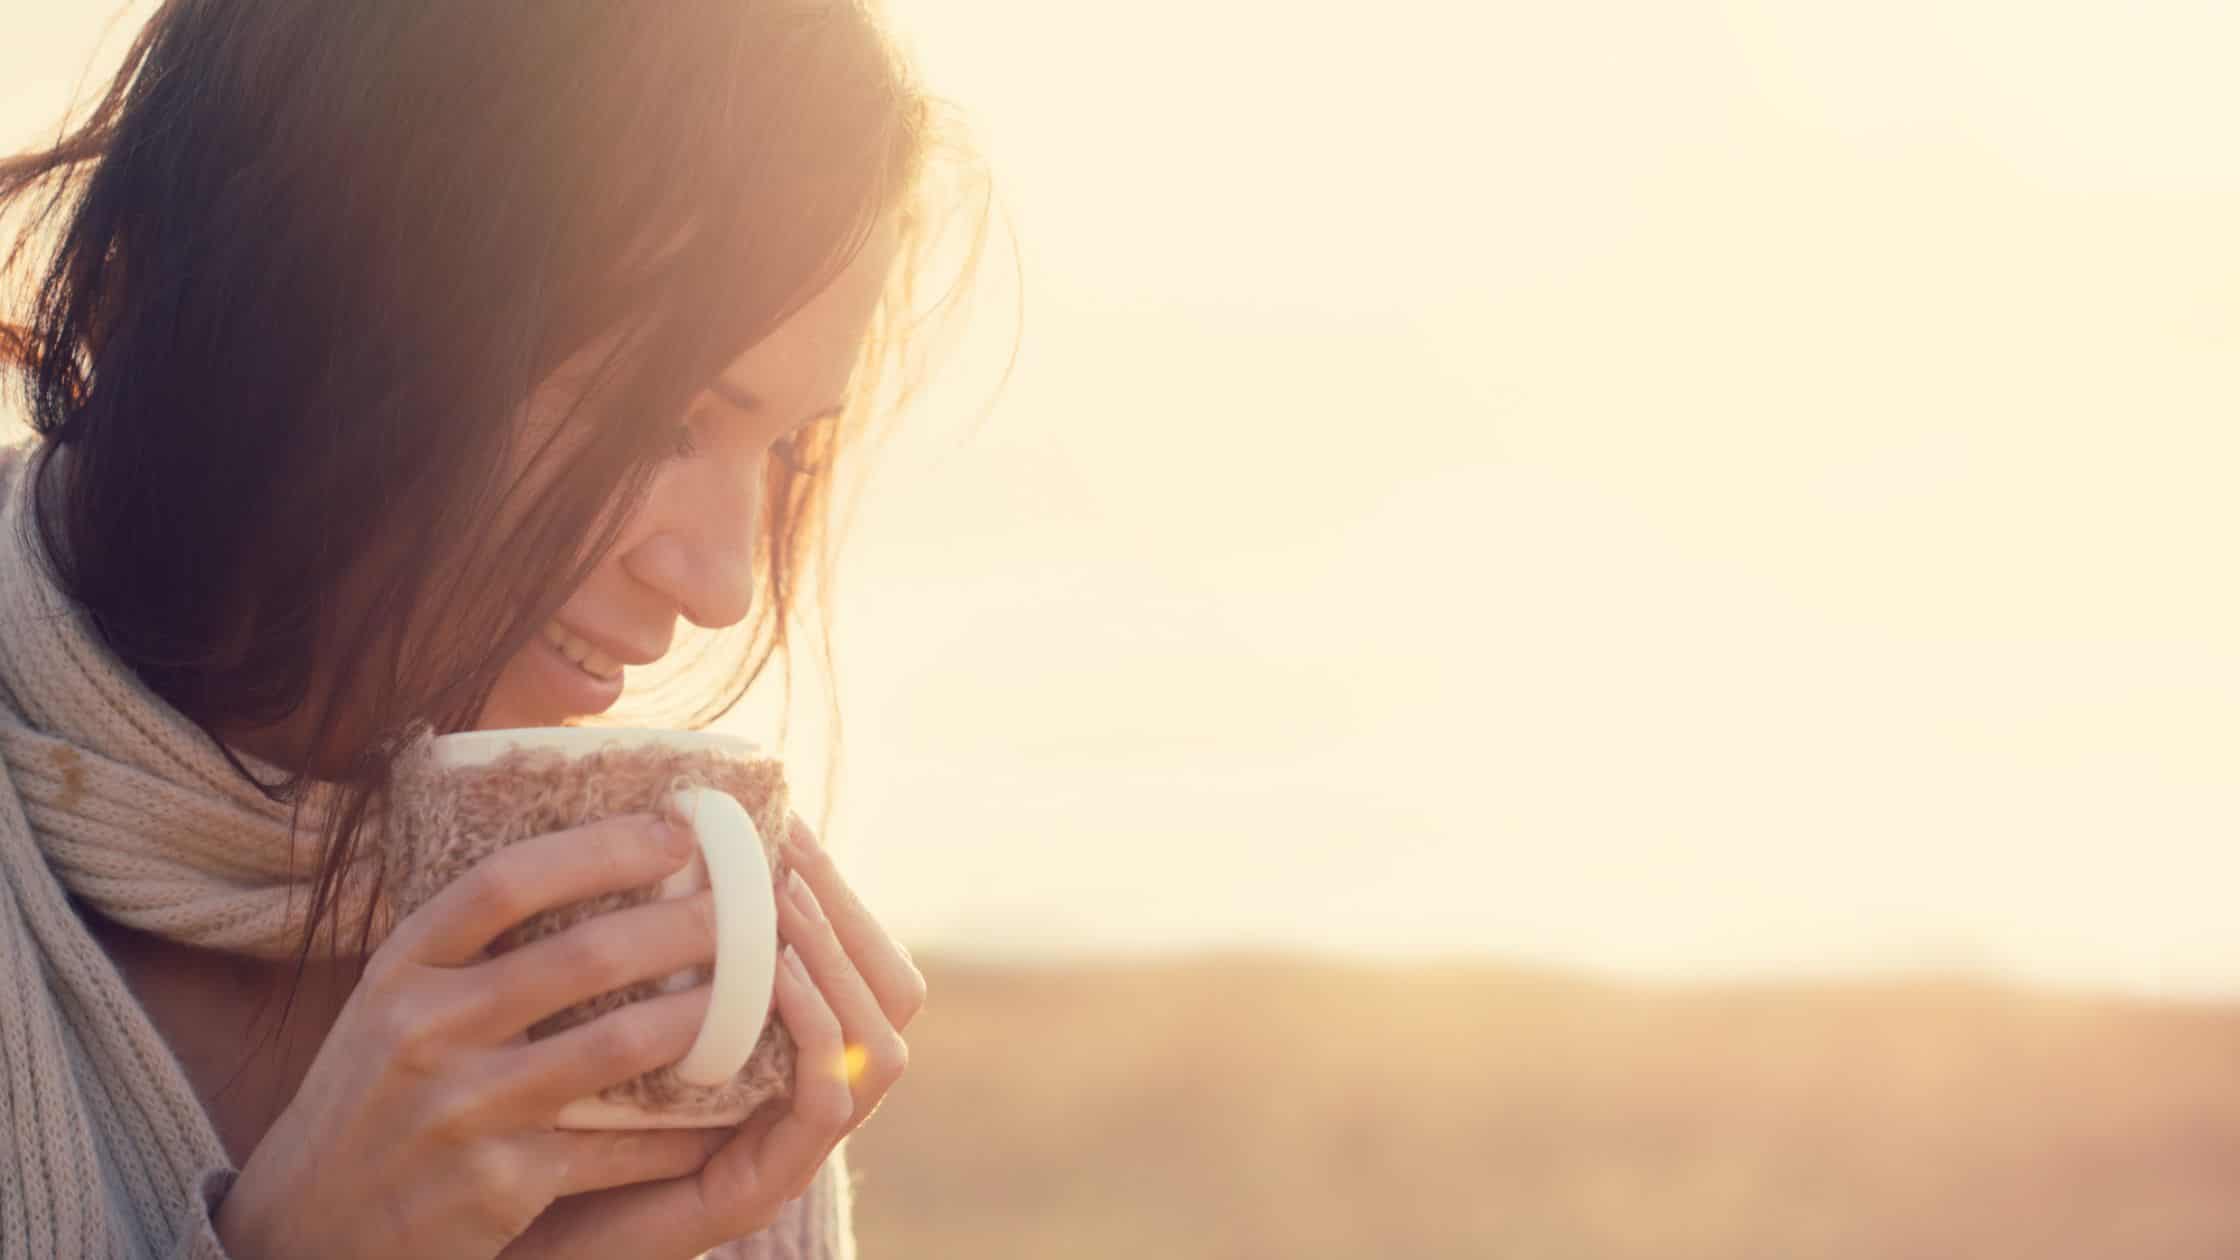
[422,726,781,1129]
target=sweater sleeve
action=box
[169,1165,243,1260]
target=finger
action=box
[777,872,908,1100]
[541,1126,731,1198]
[700,947,855,1219]
[514,952,855,1259]
[505,1107,792,1260]
[402,813,694,967]
[485,985,713,1122]
[465,888,718,1043]
[781,825,928,1030]
[502,1116,778,1260]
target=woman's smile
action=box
[541,621,626,681]
[511,620,633,722]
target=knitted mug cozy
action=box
[386,733,801,1123]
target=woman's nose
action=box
[619,456,761,629]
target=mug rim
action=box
[427,725,763,770]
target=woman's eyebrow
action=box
[709,377,846,425]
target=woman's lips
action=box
[541,621,623,680]
[527,626,626,719]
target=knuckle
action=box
[359,947,414,1001]
[442,976,499,1033]
[559,928,635,992]
[423,1081,491,1146]
[598,1011,664,1070]
[872,1032,910,1083]
[596,815,662,869]
[468,862,534,929]
[898,965,929,1018]
[381,1000,447,1076]
[851,1033,908,1096]
[457,1143,541,1234]
[460,1141,508,1190]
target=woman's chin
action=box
[471,692,560,731]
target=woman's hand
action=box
[499,813,927,1259]
[214,814,750,1260]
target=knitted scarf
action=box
[0,437,853,1259]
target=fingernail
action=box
[651,817,691,858]
[783,943,810,982]
[787,869,825,923]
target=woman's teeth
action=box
[541,623,623,681]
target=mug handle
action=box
[666,786,778,1087]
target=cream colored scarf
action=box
[0,437,853,1259]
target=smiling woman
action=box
[0,2,991,1258]
[402,214,903,738]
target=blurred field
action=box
[848,954,2240,1259]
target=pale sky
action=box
[5,3,2235,997]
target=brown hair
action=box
[0,1,1005,989]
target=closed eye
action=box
[661,418,822,474]
[767,429,825,477]
[666,386,845,472]
[662,419,701,461]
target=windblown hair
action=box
[0,1,1001,986]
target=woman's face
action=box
[474,219,898,730]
